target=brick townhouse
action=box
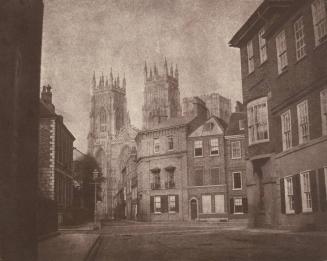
[135,97,208,221]
[230,0,327,229]
[39,85,75,225]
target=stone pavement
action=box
[38,231,100,261]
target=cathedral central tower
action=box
[142,58,181,129]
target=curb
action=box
[38,231,61,242]
[84,234,102,261]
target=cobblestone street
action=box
[92,221,327,261]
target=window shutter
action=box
[175,195,179,212]
[280,178,286,214]
[318,168,327,211]
[161,195,168,213]
[242,197,248,213]
[230,198,234,214]
[293,174,302,214]
[310,170,318,212]
[150,196,154,213]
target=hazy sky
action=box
[41,0,262,152]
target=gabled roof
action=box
[189,116,227,138]
[225,112,246,136]
[229,0,293,47]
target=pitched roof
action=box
[225,112,246,136]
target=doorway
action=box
[190,199,198,220]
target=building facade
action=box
[230,0,327,229]
[187,117,229,221]
[142,59,182,129]
[39,85,75,225]
[136,97,208,221]
[225,103,248,219]
[88,71,137,219]
[183,93,232,124]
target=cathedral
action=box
[87,70,138,219]
[142,58,181,129]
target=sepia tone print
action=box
[1,0,327,260]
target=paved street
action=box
[93,221,327,261]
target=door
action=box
[190,199,198,220]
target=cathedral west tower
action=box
[142,58,181,129]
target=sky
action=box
[41,0,262,153]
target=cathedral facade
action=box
[88,70,137,219]
[142,59,182,129]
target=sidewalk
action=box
[38,231,100,261]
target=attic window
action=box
[239,120,245,130]
[203,122,214,131]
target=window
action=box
[210,168,220,185]
[234,198,243,214]
[210,138,219,156]
[194,140,203,157]
[281,110,292,151]
[233,172,242,190]
[259,28,267,64]
[203,122,214,131]
[167,136,174,151]
[312,0,327,46]
[247,97,269,145]
[214,195,225,213]
[154,196,161,213]
[231,141,241,159]
[151,173,160,190]
[276,30,288,74]
[294,16,306,61]
[301,172,312,212]
[166,171,175,189]
[239,119,245,130]
[154,138,160,153]
[168,195,176,212]
[194,168,204,186]
[247,40,254,74]
[100,108,107,132]
[321,89,327,135]
[285,177,295,214]
[297,100,310,144]
[202,195,212,214]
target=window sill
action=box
[248,139,270,146]
[194,155,204,158]
[233,212,244,215]
[314,36,327,51]
[259,59,268,68]
[232,188,242,191]
[210,154,220,157]
[154,212,162,215]
[295,54,307,65]
[277,67,288,78]
[231,157,242,160]
[168,211,177,214]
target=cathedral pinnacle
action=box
[164,57,168,75]
[92,71,96,89]
[122,73,126,89]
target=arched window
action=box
[100,108,106,132]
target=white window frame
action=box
[234,197,244,214]
[284,176,295,214]
[153,138,160,154]
[154,196,161,213]
[294,16,306,61]
[297,100,310,144]
[300,171,312,213]
[202,195,212,214]
[321,88,327,135]
[276,30,288,74]
[247,40,254,74]
[259,28,267,64]
[232,172,242,190]
[167,136,174,151]
[214,194,225,214]
[168,195,176,213]
[210,138,219,156]
[231,141,241,159]
[311,0,327,46]
[194,140,203,157]
[247,97,269,145]
[281,110,292,151]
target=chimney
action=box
[191,97,208,120]
[41,84,55,112]
[235,101,244,112]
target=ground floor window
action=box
[154,196,161,213]
[150,195,179,214]
[214,195,225,213]
[230,197,248,214]
[169,195,176,212]
[301,172,312,212]
[234,198,243,214]
[285,176,295,214]
[202,195,212,214]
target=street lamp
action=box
[92,169,100,229]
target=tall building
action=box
[0,1,43,260]
[230,0,327,229]
[142,59,182,129]
[183,93,232,123]
[88,71,138,219]
[39,85,75,226]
